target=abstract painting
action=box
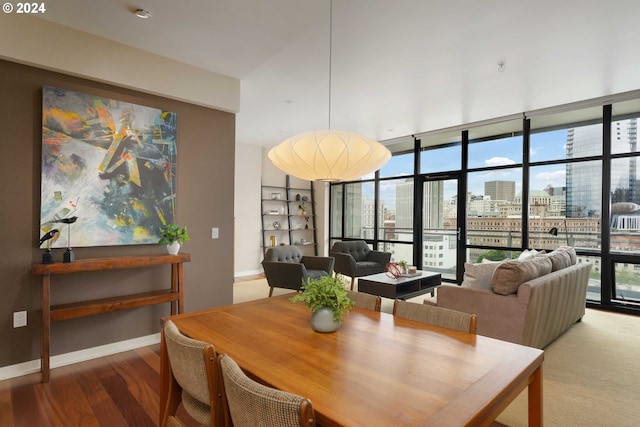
[40,86,177,248]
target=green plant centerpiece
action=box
[398,260,407,274]
[158,222,190,254]
[290,275,355,333]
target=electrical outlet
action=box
[211,227,219,239]
[13,311,27,328]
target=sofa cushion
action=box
[462,260,501,290]
[558,246,577,265]
[492,257,553,295]
[543,246,576,271]
[544,250,571,271]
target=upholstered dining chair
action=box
[262,245,334,296]
[392,300,477,334]
[345,290,381,312]
[161,320,221,427]
[329,240,391,290]
[217,354,316,427]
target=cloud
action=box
[485,157,516,167]
[534,169,566,187]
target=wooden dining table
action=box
[160,294,543,426]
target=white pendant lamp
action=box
[268,0,390,182]
[269,130,391,182]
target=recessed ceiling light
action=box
[134,9,152,19]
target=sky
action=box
[368,129,571,209]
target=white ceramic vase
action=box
[167,242,181,255]
[311,307,341,333]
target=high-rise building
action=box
[484,180,515,201]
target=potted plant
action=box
[158,222,190,254]
[298,201,307,216]
[398,260,407,274]
[290,275,354,333]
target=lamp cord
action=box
[328,0,333,130]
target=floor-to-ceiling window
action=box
[329,94,640,315]
[610,99,640,305]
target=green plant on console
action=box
[290,275,354,322]
[158,223,191,245]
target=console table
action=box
[31,253,190,382]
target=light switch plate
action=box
[211,227,219,239]
[13,311,27,328]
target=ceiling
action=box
[37,0,640,149]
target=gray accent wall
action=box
[0,59,235,368]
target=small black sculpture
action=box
[39,229,59,264]
[39,229,59,246]
[51,216,79,263]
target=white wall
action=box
[234,143,264,276]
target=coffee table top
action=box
[359,269,439,285]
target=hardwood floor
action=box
[0,344,201,427]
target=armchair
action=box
[262,246,334,297]
[329,240,391,290]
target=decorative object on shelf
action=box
[295,193,301,201]
[298,201,307,216]
[301,195,308,201]
[304,216,310,229]
[385,262,402,279]
[548,219,570,246]
[270,235,277,247]
[39,228,59,264]
[290,275,354,333]
[273,221,281,230]
[271,193,281,200]
[59,216,78,263]
[267,0,390,182]
[159,222,190,255]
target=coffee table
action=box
[357,270,441,300]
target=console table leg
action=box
[41,275,51,382]
[177,263,184,314]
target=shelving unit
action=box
[261,175,317,256]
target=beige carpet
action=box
[234,279,640,426]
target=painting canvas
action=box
[40,86,177,248]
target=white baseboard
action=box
[0,333,160,381]
[234,269,263,278]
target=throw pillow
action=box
[518,249,533,261]
[462,260,501,290]
[492,256,553,295]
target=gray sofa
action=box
[429,247,592,348]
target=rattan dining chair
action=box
[392,300,477,333]
[217,354,316,427]
[346,290,382,312]
[161,320,222,427]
